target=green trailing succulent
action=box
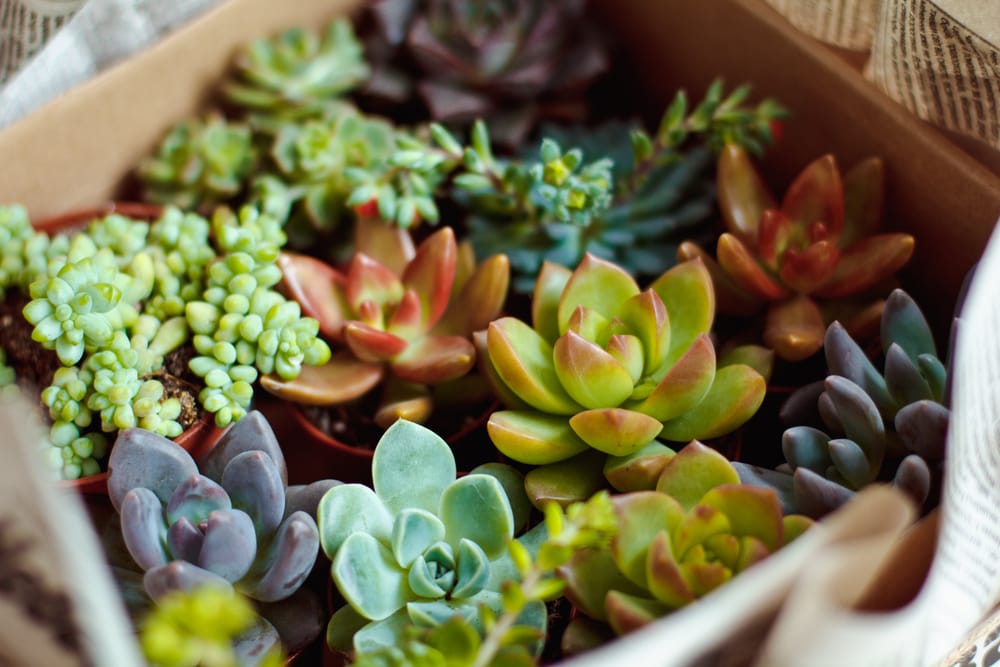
[558,441,812,644]
[318,420,546,655]
[145,207,217,320]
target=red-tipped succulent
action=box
[679,145,914,361]
[263,226,509,428]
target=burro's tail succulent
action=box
[558,441,812,643]
[736,289,949,518]
[108,411,333,603]
[264,226,509,428]
[679,144,914,361]
[478,253,766,503]
[317,419,545,655]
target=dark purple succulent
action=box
[108,411,337,602]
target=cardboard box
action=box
[1,0,999,662]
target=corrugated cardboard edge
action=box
[0,0,362,220]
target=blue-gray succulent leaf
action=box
[372,420,456,516]
[317,484,392,560]
[197,508,257,582]
[332,532,410,622]
[439,474,513,560]
[239,511,319,603]
[108,427,197,511]
[827,438,876,488]
[233,618,282,667]
[120,487,169,571]
[391,508,445,568]
[222,450,286,538]
[165,474,232,526]
[881,289,936,362]
[824,323,895,420]
[407,553,450,598]
[824,376,886,458]
[468,462,530,532]
[894,400,949,461]
[406,599,477,629]
[893,454,931,507]
[451,538,490,599]
[781,426,833,473]
[143,561,233,601]
[200,410,287,484]
[884,343,933,406]
[918,354,948,404]
[284,479,342,521]
[166,515,205,563]
[792,467,855,519]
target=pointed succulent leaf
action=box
[884,343,934,405]
[893,455,931,507]
[763,295,826,361]
[732,463,798,515]
[469,463,531,532]
[373,420,455,515]
[486,318,579,415]
[333,532,411,621]
[840,157,884,247]
[120,488,169,570]
[605,334,645,384]
[827,438,875,488]
[824,322,895,419]
[716,143,775,243]
[524,450,608,509]
[680,560,731,599]
[895,400,949,460]
[317,484,393,559]
[200,411,287,484]
[677,241,764,317]
[144,562,233,602]
[408,552,451,599]
[648,258,716,366]
[438,253,510,336]
[391,509,446,568]
[565,306,612,344]
[701,485,783,550]
[824,375,886,459]
[385,289,423,341]
[557,254,640,335]
[781,426,833,473]
[166,517,204,564]
[559,549,644,621]
[569,408,663,456]
[344,322,408,362]
[881,289,936,361]
[658,364,766,442]
[780,154,844,236]
[474,330,530,410]
[487,410,589,465]
[632,334,715,421]
[452,539,491,599]
[793,468,855,518]
[814,234,915,299]
[373,379,432,429]
[733,535,772,572]
[166,475,231,526]
[778,241,840,294]
[278,252,351,340]
[532,261,572,343]
[616,290,670,375]
[605,589,670,635]
[260,352,384,406]
[554,330,635,409]
[611,491,684,587]
[390,334,476,384]
[440,475,513,559]
[716,234,789,301]
[354,218,416,276]
[347,253,405,314]
[719,344,774,383]
[401,227,457,329]
[756,209,793,271]
[604,442,677,492]
[108,428,197,511]
[655,441,740,511]
[242,511,320,602]
[221,451,285,538]
[671,504,731,561]
[919,354,947,403]
[197,509,257,582]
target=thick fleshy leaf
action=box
[144,562,232,601]
[828,438,875,488]
[333,533,411,621]
[562,618,616,657]
[718,344,774,383]
[648,259,716,366]
[655,441,739,511]
[385,289,424,341]
[763,296,826,362]
[554,330,635,409]
[606,334,645,385]
[782,426,833,473]
[469,463,531,532]
[532,261,572,343]
[474,330,530,410]
[824,375,886,460]
[108,428,197,511]
[353,217,415,276]
[884,343,934,405]
[436,253,510,336]
[716,234,789,301]
[407,553,451,599]
[814,233,915,299]
[734,535,772,571]
[701,485,784,550]
[222,451,285,538]
[373,379,433,429]
[679,560,731,598]
[632,334,715,421]
[259,352,383,405]
[166,516,204,564]
[374,420,455,515]
[895,400,949,460]
[120,488,169,570]
[347,253,404,315]
[616,290,670,375]
[165,475,231,526]
[605,590,669,635]
[778,241,840,294]
[824,322,894,419]
[278,252,350,340]
[524,450,608,509]
[440,475,513,559]
[733,463,798,515]
[557,254,640,335]
[604,442,677,492]
[671,504,731,560]
[201,411,286,484]
[781,154,844,236]
[390,334,476,384]
[564,305,611,345]
[782,515,814,544]
[793,468,855,518]
[881,289,936,361]
[716,143,775,243]
[611,491,684,587]
[487,410,589,465]
[242,512,319,602]
[198,509,257,582]
[893,455,931,506]
[756,209,793,271]
[569,408,663,456]
[658,365,766,442]
[840,157,884,247]
[401,227,457,329]
[391,509,445,568]
[559,549,645,621]
[452,539,491,599]
[344,322,408,362]
[317,484,393,559]
[676,242,763,316]
[486,319,579,415]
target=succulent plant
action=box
[43,421,109,481]
[679,144,915,361]
[478,253,766,503]
[736,289,949,518]
[265,226,508,429]
[0,347,18,400]
[139,113,256,210]
[558,441,812,640]
[359,0,609,147]
[224,19,370,123]
[317,419,544,654]
[108,412,329,605]
[145,207,217,320]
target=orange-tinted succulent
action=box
[679,145,914,361]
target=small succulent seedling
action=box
[558,441,812,641]
[317,420,543,654]
[108,412,331,603]
[680,145,914,360]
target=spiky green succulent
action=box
[139,113,256,209]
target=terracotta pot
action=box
[34,202,164,234]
